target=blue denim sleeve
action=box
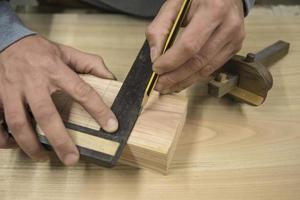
[243,0,256,16]
[0,1,36,52]
[0,0,255,52]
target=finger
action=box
[161,41,241,94]
[153,9,221,74]
[146,0,183,61]
[26,88,79,166]
[200,42,242,77]
[155,55,206,91]
[156,22,235,91]
[198,11,245,77]
[160,72,202,94]
[54,63,118,133]
[3,92,47,160]
[59,44,116,80]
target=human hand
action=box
[0,35,118,165]
[146,0,245,93]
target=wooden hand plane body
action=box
[208,41,290,106]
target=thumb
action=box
[59,44,116,80]
[146,0,183,62]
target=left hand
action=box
[146,0,245,94]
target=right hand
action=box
[147,0,245,94]
[0,35,119,165]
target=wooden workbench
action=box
[0,6,300,200]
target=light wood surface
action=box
[0,7,300,200]
[36,75,188,173]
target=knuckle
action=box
[39,56,62,75]
[94,104,110,119]
[37,54,57,68]
[211,0,226,16]
[189,62,201,73]
[155,61,173,74]
[182,40,199,56]
[191,53,210,69]
[91,54,104,63]
[200,64,215,77]
[97,55,104,63]
[35,102,56,122]
[146,25,157,39]
[74,81,94,102]
[7,116,26,133]
[84,54,105,69]
[1,66,21,85]
[230,17,244,32]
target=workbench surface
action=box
[0,7,300,200]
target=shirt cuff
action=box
[0,1,36,52]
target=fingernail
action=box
[105,118,119,133]
[63,153,79,166]
[150,47,158,62]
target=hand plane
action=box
[208,40,290,106]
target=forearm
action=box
[243,0,256,16]
[0,1,36,52]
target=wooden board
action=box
[1,6,300,200]
[36,75,188,173]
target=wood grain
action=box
[0,6,300,200]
